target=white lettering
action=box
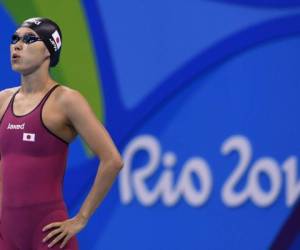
[7,123,25,130]
[119,135,212,207]
[49,38,58,52]
[221,135,282,208]
[119,134,300,208]
[221,135,250,207]
[283,156,300,207]
[248,157,281,207]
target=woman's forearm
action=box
[76,158,123,224]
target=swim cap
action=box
[20,17,62,67]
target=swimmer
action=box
[0,17,123,250]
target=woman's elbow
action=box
[110,155,124,171]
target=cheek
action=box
[36,45,49,59]
[24,46,46,61]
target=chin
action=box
[11,63,39,75]
[11,64,24,73]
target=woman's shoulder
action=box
[0,86,20,108]
[0,86,20,95]
[54,84,87,105]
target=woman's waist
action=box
[2,198,67,210]
[2,190,65,208]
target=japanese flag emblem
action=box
[51,30,61,50]
[23,133,36,142]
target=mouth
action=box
[12,53,21,60]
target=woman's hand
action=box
[42,214,87,248]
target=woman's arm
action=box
[62,88,124,224]
[42,88,124,248]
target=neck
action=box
[20,65,55,94]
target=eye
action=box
[11,34,20,44]
[24,34,40,44]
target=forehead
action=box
[15,27,39,36]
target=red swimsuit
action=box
[0,85,79,249]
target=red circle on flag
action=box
[56,37,60,43]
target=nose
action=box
[12,41,23,51]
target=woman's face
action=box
[10,27,50,75]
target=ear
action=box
[42,47,51,67]
[44,48,51,59]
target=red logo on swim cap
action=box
[51,30,61,50]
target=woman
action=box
[0,17,123,249]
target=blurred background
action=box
[1,0,300,249]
